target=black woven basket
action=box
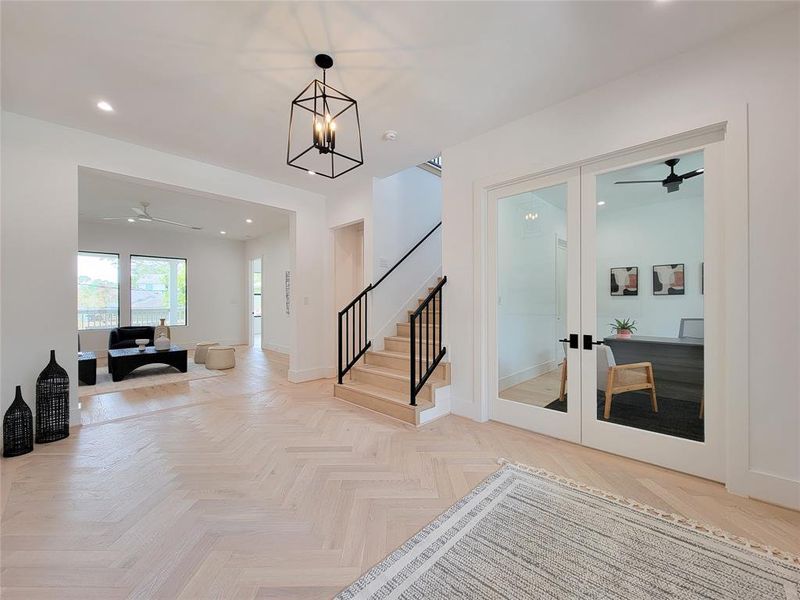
[3,385,34,457]
[35,350,70,443]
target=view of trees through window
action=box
[131,255,187,326]
[78,252,120,330]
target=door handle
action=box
[558,334,579,349]
[583,334,604,350]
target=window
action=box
[78,252,120,330]
[130,255,187,326]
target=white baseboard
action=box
[498,360,558,392]
[418,385,452,425]
[729,469,800,511]
[288,366,336,383]
[263,342,289,354]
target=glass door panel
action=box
[490,169,581,443]
[580,143,723,481]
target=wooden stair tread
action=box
[352,362,445,384]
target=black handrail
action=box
[410,276,446,406]
[374,221,441,288]
[337,221,443,385]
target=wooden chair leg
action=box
[646,364,658,413]
[559,360,567,402]
[603,368,615,419]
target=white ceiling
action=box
[78,168,291,241]
[2,1,785,194]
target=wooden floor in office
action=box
[2,346,799,600]
[499,367,562,407]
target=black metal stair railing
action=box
[337,221,442,385]
[409,276,446,406]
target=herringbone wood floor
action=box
[2,347,799,599]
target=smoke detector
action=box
[382,130,398,142]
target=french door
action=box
[490,134,724,481]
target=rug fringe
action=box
[497,457,800,568]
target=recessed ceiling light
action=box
[220,230,226,235]
[307,170,316,176]
[597,201,606,206]
[245,218,253,224]
[127,218,136,223]
[96,100,114,112]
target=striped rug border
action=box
[496,459,800,567]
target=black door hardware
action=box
[558,334,579,349]
[583,334,604,350]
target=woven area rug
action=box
[336,461,800,599]
[79,361,227,398]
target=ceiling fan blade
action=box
[102,216,133,220]
[614,180,662,185]
[131,206,147,216]
[151,217,203,230]
[680,169,704,180]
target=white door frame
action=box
[579,132,725,481]
[472,119,753,491]
[487,168,582,443]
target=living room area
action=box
[76,167,293,424]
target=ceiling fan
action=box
[102,202,202,230]
[614,158,704,193]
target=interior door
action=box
[579,139,724,481]
[489,169,582,443]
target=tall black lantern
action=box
[287,54,363,179]
[35,350,70,443]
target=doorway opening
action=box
[250,257,263,348]
[333,220,365,312]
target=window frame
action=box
[129,253,189,327]
[77,250,121,331]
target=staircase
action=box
[334,279,450,425]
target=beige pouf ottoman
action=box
[205,346,235,370]
[194,341,219,364]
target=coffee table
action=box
[107,346,188,382]
[78,351,97,385]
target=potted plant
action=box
[610,318,637,338]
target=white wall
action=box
[78,221,247,352]
[370,167,442,344]
[441,10,799,506]
[245,228,291,354]
[1,112,327,426]
[596,196,704,338]
[324,167,442,357]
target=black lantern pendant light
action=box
[287,54,364,179]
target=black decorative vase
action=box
[3,386,34,457]
[35,350,70,443]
